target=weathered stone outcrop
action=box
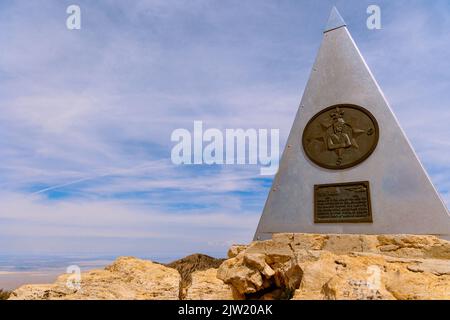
[217,234,450,300]
[9,234,450,300]
[218,240,303,299]
[184,268,242,300]
[9,257,180,300]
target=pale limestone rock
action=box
[384,267,450,300]
[375,234,450,259]
[228,245,248,258]
[10,284,62,300]
[217,255,265,295]
[244,254,275,278]
[406,259,450,276]
[219,233,450,300]
[184,268,242,300]
[9,257,180,300]
[8,234,450,300]
[217,241,302,297]
[295,253,396,300]
[294,251,339,299]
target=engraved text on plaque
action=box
[314,181,372,223]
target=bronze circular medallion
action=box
[302,104,379,170]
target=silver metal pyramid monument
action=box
[254,8,450,240]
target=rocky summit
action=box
[9,234,450,300]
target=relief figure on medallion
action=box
[326,108,359,165]
[302,105,379,169]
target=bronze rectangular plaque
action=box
[314,181,372,223]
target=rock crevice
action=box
[9,234,450,300]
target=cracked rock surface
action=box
[9,257,181,300]
[217,234,450,300]
[9,234,450,300]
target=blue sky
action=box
[0,0,449,260]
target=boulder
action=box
[184,268,242,300]
[9,257,180,300]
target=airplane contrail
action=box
[31,161,167,195]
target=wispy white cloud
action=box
[0,192,258,255]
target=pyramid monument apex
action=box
[254,7,450,241]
